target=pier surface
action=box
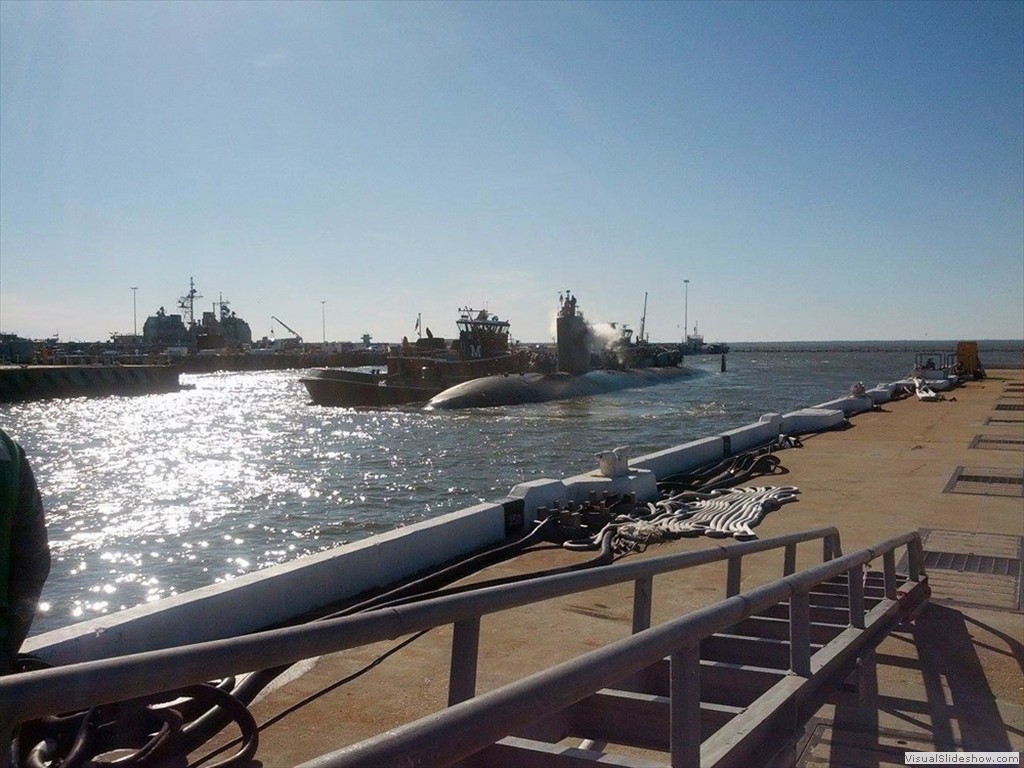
[199,371,1023,765]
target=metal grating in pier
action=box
[943,466,1024,498]
[984,417,1024,426]
[923,551,1019,577]
[912,529,1022,612]
[969,435,1024,451]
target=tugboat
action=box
[682,323,730,355]
[301,308,528,407]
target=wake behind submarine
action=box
[426,292,701,410]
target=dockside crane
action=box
[271,316,303,343]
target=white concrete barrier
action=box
[781,408,847,435]
[563,468,659,504]
[26,502,508,665]
[508,478,569,521]
[631,436,725,479]
[813,395,874,416]
[720,419,780,454]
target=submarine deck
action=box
[186,368,1024,766]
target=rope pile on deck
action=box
[540,442,803,555]
[610,485,801,552]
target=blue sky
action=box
[2,0,1021,344]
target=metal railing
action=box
[2,527,842,731]
[299,530,926,768]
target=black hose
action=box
[657,442,791,495]
[178,515,567,752]
[362,524,618,608]
[318,514,561,619]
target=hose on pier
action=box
[11,514,604,768]
[186,514,618,767]
[14,678,258,768]
[656,436,799,494]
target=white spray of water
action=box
[548,299,628,365]
[587,321,627,364]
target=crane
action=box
[271,316,303,343]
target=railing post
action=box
[784,543,797,575]
[670,644,701,768]
[883,550,898,600]
[857,649,878,705]
[847,563,865,629]
[448,617,481,705]
[726,557,742,598]
[823,536,833,562]
[908,537,925,582]
[632,576,653,634]
[790,591,811,677]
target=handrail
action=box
[297,530,925,768]
[1,526,842,728]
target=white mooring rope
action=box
[607,485,800,554]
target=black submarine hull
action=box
[425,366,695,410]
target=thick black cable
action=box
[156,514,565,755]
[189,630,428,768]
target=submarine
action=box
[426,292,698,410]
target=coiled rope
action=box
[560,439,802,555]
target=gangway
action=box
[2,528,928,768]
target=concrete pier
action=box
[0,364,182,402]
[196,369,1022,765]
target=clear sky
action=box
[1,1,1021,345]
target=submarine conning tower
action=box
[556,292,590,374]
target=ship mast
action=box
[638,291,648,343]
[178,277,202,330]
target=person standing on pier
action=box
[0,428,51,675]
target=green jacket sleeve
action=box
[1,445,51,674]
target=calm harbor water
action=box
[2,340,1021,636]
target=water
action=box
[2,340,1021,636]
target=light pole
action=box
[131,286,138,338]
[683,279,689,343]
[321,300,326,346]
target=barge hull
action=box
[300,369,442,407]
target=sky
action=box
[1,1,1021,345]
